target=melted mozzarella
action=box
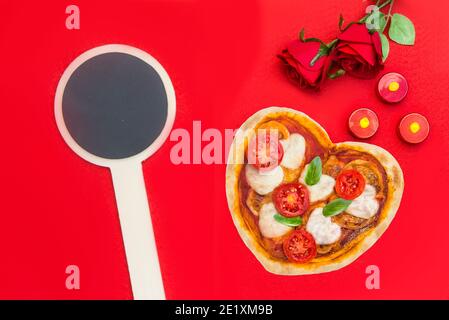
[245,164,284,195]
[280,133,306,169]
[306,207,342,245]
[258,203,292,238]
[300,164,336,202]
[346,185,379,219]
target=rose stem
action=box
[378,0,393,10]
[384,0,395,27]
[359,0,392,23]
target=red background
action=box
[1,0,448,299]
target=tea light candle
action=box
[399,113,429,144]
[349,108,379,139]
[378,72,408,103]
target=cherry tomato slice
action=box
[335,169,366,200]
[283,229,317,263]
[247,132,284,171]
[273,183,309,217]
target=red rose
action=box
[278,40,330,89]
[334,23,383,79]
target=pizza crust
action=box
[226,107,404,275]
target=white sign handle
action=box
[110,163,165,300]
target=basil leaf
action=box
[379,32,390,62]
[305,156,322,186]
[323,198,352,217]
[274,214,302,227]
[389,14,415,45]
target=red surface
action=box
[0,0,449,299]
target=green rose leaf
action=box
[339,14,345,31]
[274,214,303,227]
[378,13,387,32]
[379,32,390,62]
[328,69,345,79]
[305,156,322,185]
[365,11,386,33]
[299,28,305,42]
[323,198,352,217]
[309,44,329,67]
[299,28,326,45]
[309,39,337,67]
[389,13,415,45]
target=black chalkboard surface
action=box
[62,52,168,159]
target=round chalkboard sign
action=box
[55,44,176,165]
[54,45,175,299]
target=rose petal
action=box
[345,43,377,66]
[336,51,366,64]
[336,43,358,55]
[296,62,323,85]
[279,54,322,88]
[287,40,325,71]
[338,23,372,44]
[336,44,372,65]
[278,51,301,71]
[371,32,383,63]
[280,52,297,66]
[287,66,300,82]
[341,58,380,79]
[320,54,334,85]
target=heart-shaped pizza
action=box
[226,107,404,275]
